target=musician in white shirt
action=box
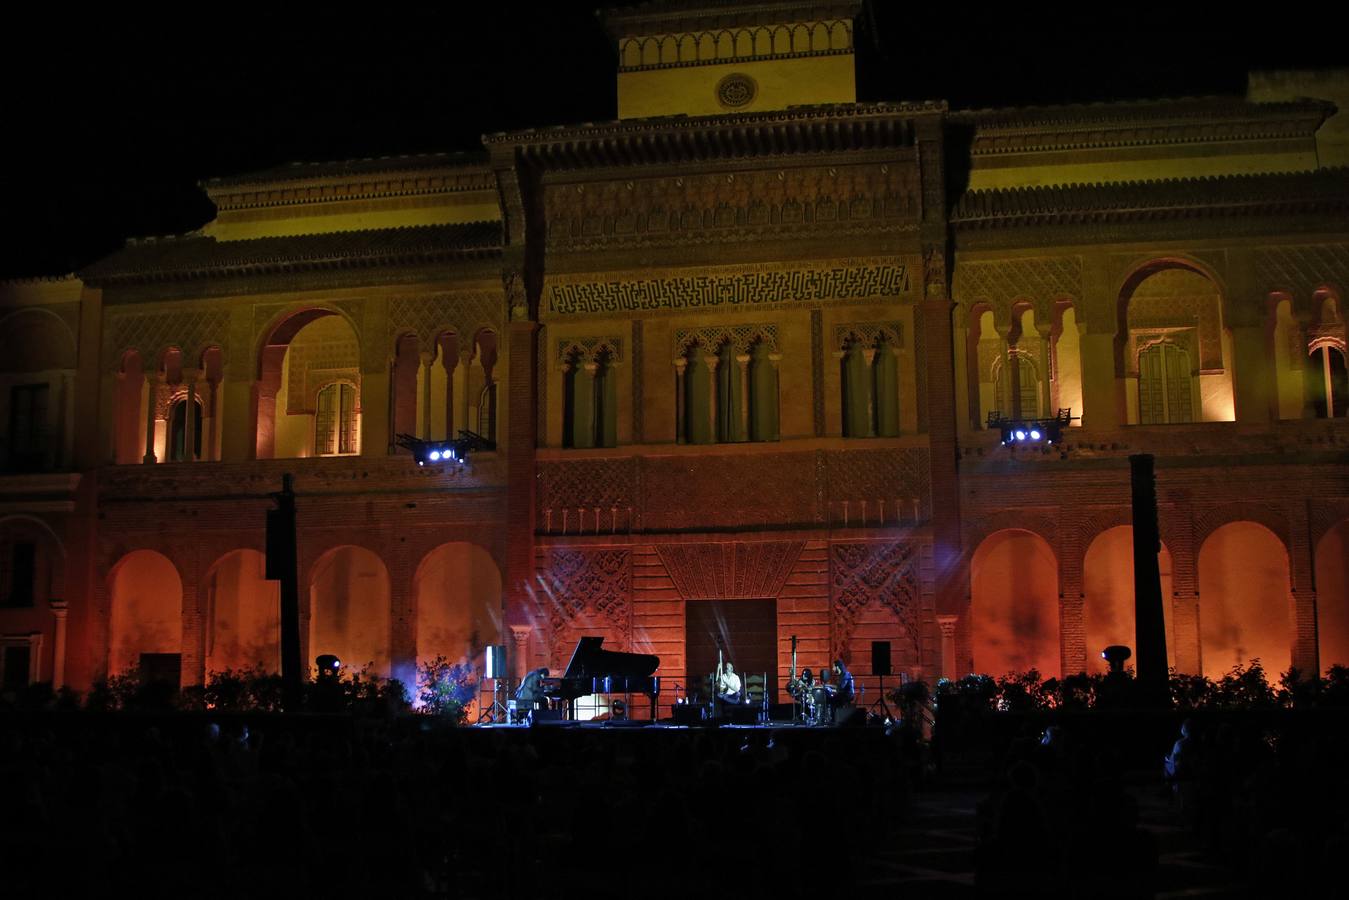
[716,661,742,702]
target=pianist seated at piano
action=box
[515,667,550,706]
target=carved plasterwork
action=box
[830,541,921,660]
[834,321,903,351]
[537,457,639,513]
[545,163,918,252]
[655,541,804,601]
[545,257,914,318]
[387,291,503,350]
[674,323,778,358]
[1127,269,1223,372]
[952,256,1083,322]
[104,308,231,371]
[539,548,632,662]
[1255,244,1349,300]
[615,19,854,72]
[556,336,624,366]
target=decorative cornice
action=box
[953,97,1331,157]
[80,222,503,287]
[952,169,1349,232]
[203,152,492,211]
[601,1,862,39]
[485,102,942,170]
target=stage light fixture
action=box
[990,408,1075,447]
[396,431,495,467]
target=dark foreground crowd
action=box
[973,712,1349,898]
[0,715,914,898]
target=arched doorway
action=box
[1197,522,1291,679]
[108,549,183,683]
[1120,264,1234,425]
[1314,519,1349,673]
[1082,526,1175,674]
[413,542,502,677]
[308,545,391,677]
[256,310,362,459]
[204,549,279,675]
[970,529,1060,678]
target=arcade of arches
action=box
[101,543,504,688]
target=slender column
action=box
[142,371,161,464]
[50,600,68,688]
[509,624,532,685]
[936,615,959,681]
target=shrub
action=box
[416,656,478,724]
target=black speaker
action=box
[484,645,507,679]
[871,640,892,676]
[672,703,708,725]
[527,708,566,726]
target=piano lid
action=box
[561,636,659,680]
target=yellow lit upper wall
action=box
[958,98,1333,191]
[619,54,855,118]
[607,9,859,119]
[1248,68,1349,168]
[199,155,501,242]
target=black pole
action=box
[1129,454,1170,707]
[266,473,303,711]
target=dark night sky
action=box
[2,4,1344,279]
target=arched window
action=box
[872,337,899,438]
[715,343,743,443]
[562,350,617,449]
[994,354,1040,420]
[315,382,359,456]
[1308,343,1349,418]
[682,351,713,445]
[841,341,870,437]
[1137,342,1194,424]
[747,342,779,442]
[168,398,203,462]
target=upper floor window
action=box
[316,382,359,456]
[1309,342,1349,419]
[677,328,779,445]
[168,398,203,462]
[1,541,35,609]
[1138,341,1195,424]
[841,330,901,438]
[8,383,49,471]
[563,348,617,449]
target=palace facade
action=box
[3,2,1349,708]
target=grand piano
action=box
[540,637,661,720]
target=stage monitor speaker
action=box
[484,645,507,679]
[527,708,566,726]
[672,704,708,726]
[871,640,892,676]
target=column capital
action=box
[936,614,959,638]
[508,624,532,644]
[49,599,68,619]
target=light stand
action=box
[867,673,894,722]
[475,645,509,724]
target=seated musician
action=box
[717,661,743,703]
[832,659,856,705]
[514,666,550,706]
